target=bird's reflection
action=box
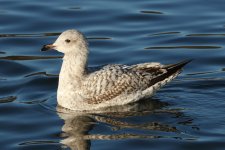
[57,99,195,150]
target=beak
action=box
[41,44,55,51]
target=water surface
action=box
[0,0,225,150]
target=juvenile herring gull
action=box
[41,29,190,111]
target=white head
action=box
[41,29,88,55]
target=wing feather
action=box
[83,65,146,104]
[82,60,191,104]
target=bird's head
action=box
[41,29,88,55]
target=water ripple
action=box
[1,0,225,149]
[150,31,181,36]
[186,33,225,37]
[145,45,222,50]
[19,140,59,146]
[25,72,58,78]
[140,10,164,15]
[0,96,16,103]
[0,55,62,61]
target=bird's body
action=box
[83,63,168,104]
[41,29,190,111]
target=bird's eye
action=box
[65,39,71,43]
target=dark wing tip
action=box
[163,59,193,70]
[149,59,192,86]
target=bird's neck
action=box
[64,52,87,75]
[58,51,88,99]
[57,52,88,108]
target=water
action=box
[0,0,225,149]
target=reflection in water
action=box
[57,99,196,150]
[58,112,93,150]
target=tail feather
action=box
[163,59,193,70]
[148,60,192,86]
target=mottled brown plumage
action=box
[42,29,191,111]
[83,60,190,104]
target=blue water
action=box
[1,0,225,149]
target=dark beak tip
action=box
[41,46,47,52]
[40,44,53,52]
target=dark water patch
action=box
[0,33,112,41]
[140,10,164,15]
[150,32,181,36]
[68,6,82,10]
[20,77,58,92]
[177,77,225,90]
[0,10,6,14]
[177,141,225,150]
[0,33,61,38]
[87,37,112,40]
[0,60,34,77]
[186,33,225,37]
[19,99,48,105]
[197,57,225,66]
[19,140,59,146]
[25,72,58,78]
[117,13,166,23]
[0,80,23,96]
[186,71,221,76]
[145,46,222,50]
[43,32,61,37]
[0,55,62,61]
[0,96,16,103]
[0,77,6,81]
[0,33,42,38]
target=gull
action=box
[41,29,191,111]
